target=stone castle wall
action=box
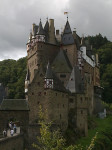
[0,134,24,150]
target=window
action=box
[81,110,83,114]
[60,114,61,119]
[37,82,40,86]
[57,104,59,108]
[32,92,34,95]
[63,104,64,108]
[44,92,46,95]
[49,81,52,84]
[69,98,73,103]
[38,92,41,96]
[80,97,83,103]
[56,93,57,96]
[60,74,66,78]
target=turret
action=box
[61,20,74,45]
[44,62,54,89]
[35,19,45,42]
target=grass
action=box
[75,115,112,148]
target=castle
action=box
[25,17,102,134]
[0,17,103,150]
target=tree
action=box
[32,106,97,150]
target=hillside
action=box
[0,57,27,99]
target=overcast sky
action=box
[0,0,112,60]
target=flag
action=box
[64,12,68,15]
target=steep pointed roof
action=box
[61,20,74,45]
[37,20,45,35]
[52,50,72,73]
[66,66,84,93]
[63,20,72,34]
[45,62,53,79]
[44,19,49,33]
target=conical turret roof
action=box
[44,19,49,33]
[37,20,45,35]
[63,20,72,34]
[45,62,53,79]
[61,20,74,45]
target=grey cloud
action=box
[68,0,112,39]
[0,0,112,60]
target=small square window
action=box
[38,92,41,96]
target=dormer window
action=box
[60,74,66,78]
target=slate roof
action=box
[52,50,72,73]
[45,62,53,79]
[45,62,67,92]
[61,20,74,45]
[44,20,49,33]
[0,99,29,111]
[37,20,45,35]
[66,66,84,94]
[75,34,81,50]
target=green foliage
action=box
[76,116,112,150]
[32,106,97,150]
[0,57,27,99]
[97,44,112,104]
[85,33,109,50]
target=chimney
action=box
[48,19,56,44]
[56,30,59,35]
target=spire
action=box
[61,20,74,45]
[45,62,53,79]
[37,19,45,35]
[44,18,49,33]
[63,20,72,34]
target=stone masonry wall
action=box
[0,134,24,150]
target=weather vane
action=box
[64,12,69,20]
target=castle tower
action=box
[61,19,78,66]
[26,20,46,83]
